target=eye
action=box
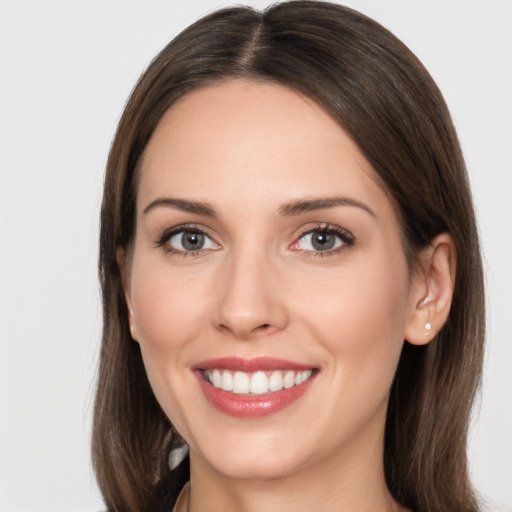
[163,229,220,253]
[298,231,342,251]
[292,226,354,254]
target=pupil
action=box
[182,232,204,250]
[312,232,335,251]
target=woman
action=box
[92,2,485,511]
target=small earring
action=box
[419,296,432,335]
[425,309,432,336]
[169,443,189,470]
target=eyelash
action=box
[156,224,218,257]
[293,224,355,258]
[155,223,355,257]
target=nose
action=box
[212,248,289,340]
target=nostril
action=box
[216,321,280,339]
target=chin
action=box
[194,434,318,481]
[212,455,305,481]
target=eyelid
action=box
[289,223,355,254]
[156,223,221,254]
[154,222,354,256]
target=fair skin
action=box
[120,80,455,512]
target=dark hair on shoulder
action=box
[93,2,485,511]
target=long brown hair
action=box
[93,2,485,511]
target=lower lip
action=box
[195,371,316,418]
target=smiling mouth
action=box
[194,357,319,418]
[201,369,315,395]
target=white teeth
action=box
[249,371,268,395]
[283,370,295,389]
[269,370,284,392]
[212,369,222,388]
[221,370,233,391]
[233,371,250,394]
[302,370,312,382]
[204,368,314,395]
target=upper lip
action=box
[194,357,315,372]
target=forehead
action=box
[138,79,391,221]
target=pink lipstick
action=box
[194,357,317,418]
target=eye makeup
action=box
[290,223,356,258]
[153,220,356,259]
[155,223,220,256]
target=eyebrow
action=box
[142,195,375,218]
[143,198,217,216]
[278,196,376,218]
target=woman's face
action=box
[125,80,420,480]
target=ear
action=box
[116,246,139,342]
[404,233,456,345]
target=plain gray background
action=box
[0,1,511,510]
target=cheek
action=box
[128,256,215,434]
[130,257,213,354]
[296,252,410,395]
